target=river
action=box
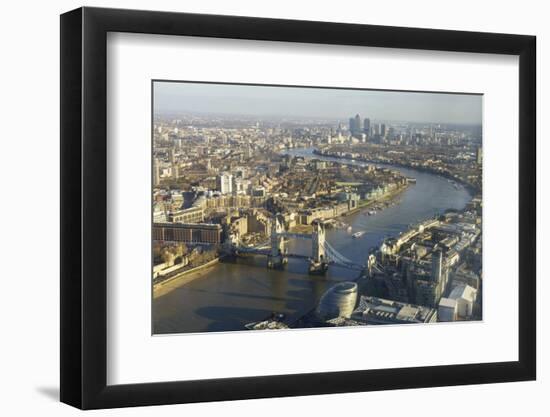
[152,147,471,334]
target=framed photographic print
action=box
[60,6,536,409]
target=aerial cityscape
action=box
[152,81,483,334]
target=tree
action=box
[174,243,188,257]
[161,249,175,266]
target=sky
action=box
[153,81,482,125]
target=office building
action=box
[414,278,441,308]
[153,158,160,186]
[363,117,371,134]
[170,148,178,179]
[476,146,483,165]
[152,223,222,245]
[354,114,361,133]
[169,206,205,223]
[380,123,386,137]
[432,248,443,283]
[352,296,437,325]
[217,172,233,194]
[448,284,478,319]
[349,114,362,136]
[438,297,458,321]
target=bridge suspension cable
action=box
[322,241,363,270]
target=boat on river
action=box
[352,231,366,238]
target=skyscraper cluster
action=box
[349,114,373,139]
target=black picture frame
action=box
[60,6,536,410]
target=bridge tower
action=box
[267,215,287,269]
[309,221,328,275]
[312,221,326,262]
[367,254,377,277]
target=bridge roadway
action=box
[234,246,310,260]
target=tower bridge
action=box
[232,217,363,274]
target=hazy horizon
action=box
[154,81,483,125]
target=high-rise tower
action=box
[431,249,443,285]
[170,148,178,179]
[216,173,233,194]
[153,157,160,186]
[363,118,371,134]
[354,114,361,132]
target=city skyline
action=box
[153,81,483,125]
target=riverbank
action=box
[354,183,408,211]
[313,148,479,195]
[288,184,409,234]
[153,257,220,298]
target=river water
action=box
[153,148,471,334]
